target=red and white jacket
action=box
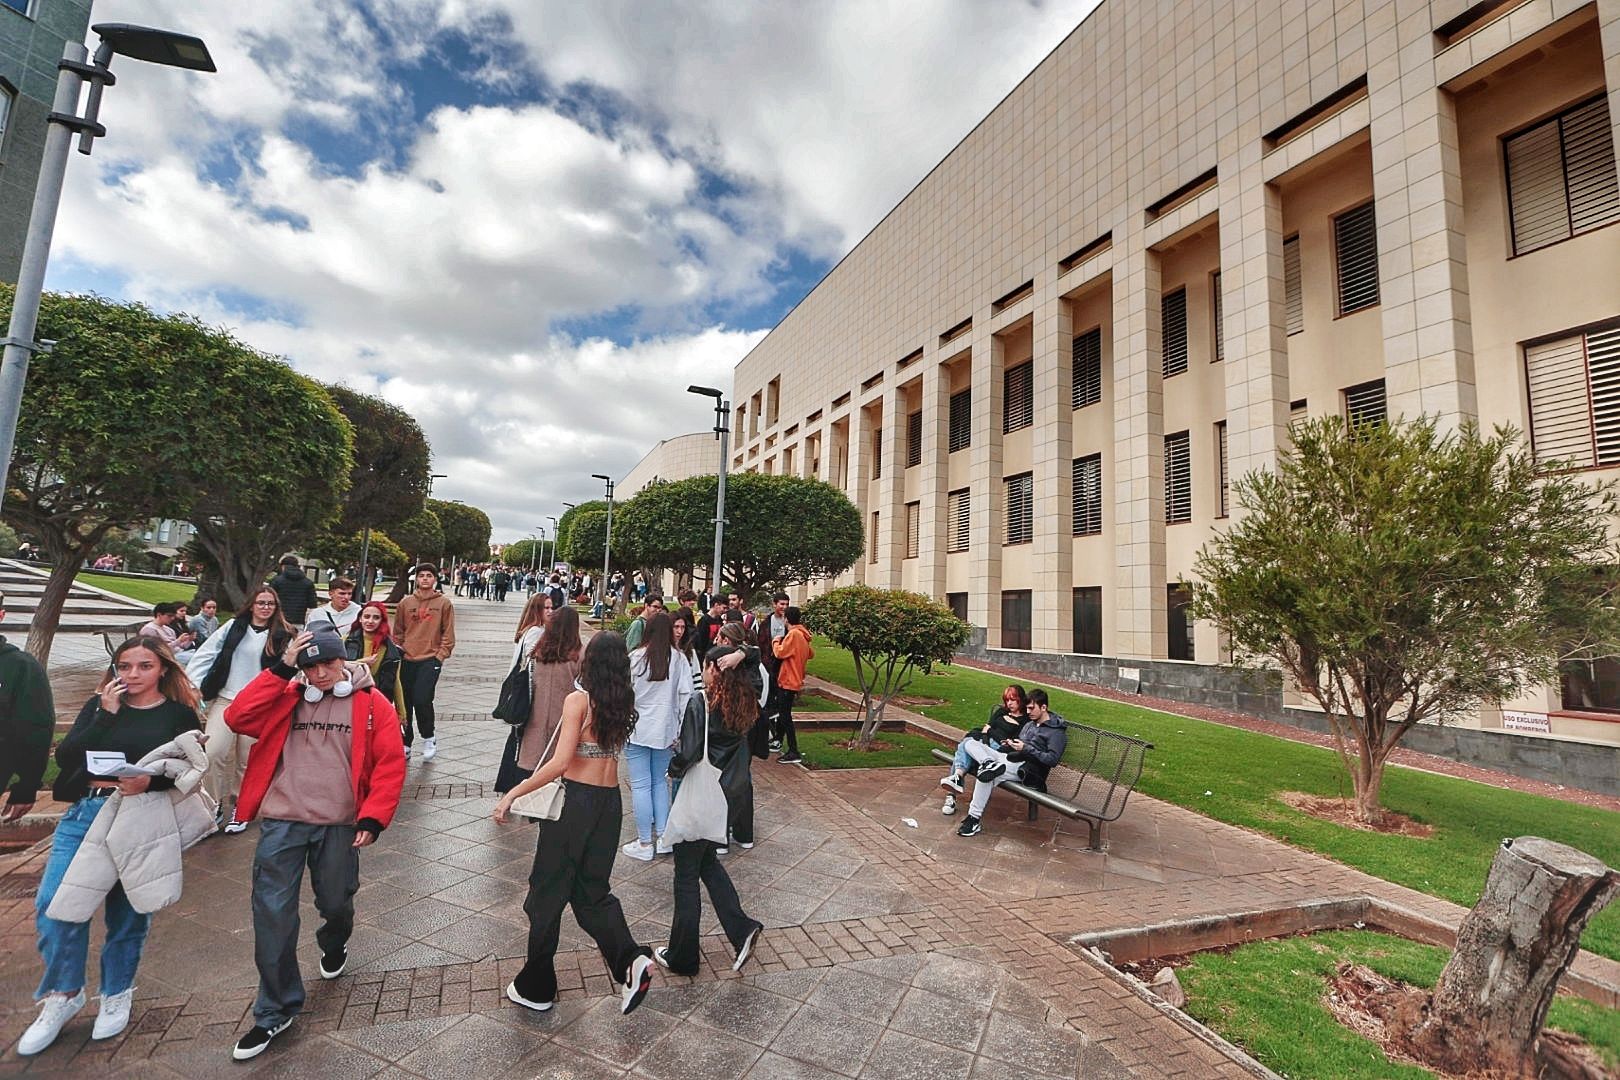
[224,661,406,835]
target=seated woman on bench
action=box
[939,684,1028,816]
[955,689,1068,837]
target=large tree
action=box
[554,499,607,567]
[1193,416,1620,823]
[381,507,444,603]
[324,384,431,535]
[614,473,864,603]
[428,498,492,562]
[302,528,406,577]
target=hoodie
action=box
[0,636,54,803]
[1005,712,1069,789]
[269,565,319,623]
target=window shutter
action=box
[1526,334,1595,467]
[1344,379,1387,430]
[1004,473,1033,545]
[905,502,920,558]
[1506,119,1571,253]
[906,410,922,468]
[1211,272,1224,362]
[1334,202,1380,315]
[1216,421,1229,517]
[946,489,970,552]
[1587,326,1620,466]
[1562,96,1620,236]
[1283,235,1303,335]
[1165,431,1191,524]
[1071,327,1102,409]
[872,427,881,478]
[1003,362,1034,433]
[1162,288,1188,377]
[1071,454,1102,535]
[948,388,972,452]
[869,511,880,563]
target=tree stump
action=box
[1400,836,1619,1078]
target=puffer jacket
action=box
[45,730,216,922]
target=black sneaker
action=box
[975,761,1007,784]
[778,751,803,764]
[956,815,982,837]
[319,947,347,979]
[621,954,654,1015]
[232,1018,292,1061]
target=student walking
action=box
[509,591,551,670]
[225,625,406,1060]
[495,605,582,794]
[345,601,405,720]
[268,556,318,629]
[770,605,812,764]
[393,563,456,761]
[493,632,655,1016]
[657,644,764,975]
[186,587,294,834]
[0,589,54,824]
[308,576,360,635]
[19,638,204,1056]
[622,612,693,860]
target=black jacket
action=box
[969,704,1026,745]
[0,637,55,803]
[269,566,319,623]
[345,626,402,703]
[668,694,753,833]
[199,618,291,702]
[1005,713,1069,790]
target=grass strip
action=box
[75,572,198,607]
[795,727,943,770]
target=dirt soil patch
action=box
[896,695,946,706]
[1279,791,1435,838]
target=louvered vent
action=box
[1072,327,1102,409]
[1212,272,1225,362]
[1334,202,1380,315]
[906,410,922,468]
[1072,454,1102,535]
[1344,379,1387,430]
[1216,421,1229,517]
[1587,326,1620,466]
[1165,432,1191,524]
[1526,335,1594,468]
[871,428,881,479]
[946,489,970,552]
[1162,288,1189,377]
[1005,473,1033,545]
[904,502,920,559]
[1507,95,1620,254]
[1283,235,1303,335]
[1563,97,1620,236]
[948,388,971,452]
[1003,362,1034,433]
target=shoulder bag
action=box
[509,715,567,820]
[492,654,533,725]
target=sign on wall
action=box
[1502,710,1551,734]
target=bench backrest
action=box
[1062,721,1151,822]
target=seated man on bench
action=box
[956,689,1068,838]
[939,683,1028,816]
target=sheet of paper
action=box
[85,751,158,778]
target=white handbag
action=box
[509,719,567,821]
[661,700,730,845]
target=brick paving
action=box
[0,593,1613,1078]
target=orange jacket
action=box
[771,624,814,691]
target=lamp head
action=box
[92,23,216,70]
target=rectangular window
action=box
[1000,590,1032,650]
[1215,420,1229,517]
[1333,201,1380,315]
[1072,587,1102,654]
[1167,584,1195,661]
[1003,361,1034,433]
[948,388,972,452]
[1562,655,1620,714]
[1162,288,1189,377]
[947,592,968,622]
[1505,95,1620,256]
[0,84,13,147]
[869,511,880,564]
[946,488,970,553]
[1211,271,1224,363]
[871,427,882,479]
[0,0,32,15]
[1343,379,1387,430]
[1004,472,1033,545]
[1071,327,1102,409]
[1071,454,1102,535]
[906,409,923,468]
[904,501,920,559]
[1283,235,1303,335]
[1526,322,1620,468]
[1165,431,1191,524]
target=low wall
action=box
[958,629,1620,799]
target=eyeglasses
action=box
[253,600,277,608]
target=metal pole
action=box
[712,398,730,598]
[0,43,88,511]
[599,483,614,614]
[356,526,372,603]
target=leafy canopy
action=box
[428,498,491,561]
[325,384,430,534]
[390,507,444,562]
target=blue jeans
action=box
[953,735,1001,775]
[35,797,150,1000]
[623,743,673,843]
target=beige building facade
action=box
[620,431,718,498]
[727,0,1620,745]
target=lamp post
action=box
[545,515,558,578]
[426,472,446,577]
[688,385,730,602]
[0,23,215,510]
[591,473,614,618]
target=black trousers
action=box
[775,689,799,755]
[400,658,442,743]
[664,840,760,975]
[516,780,647,1003]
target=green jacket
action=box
[0,635,55,803]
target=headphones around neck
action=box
[303,680,354,703]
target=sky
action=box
[49,0,1105,544]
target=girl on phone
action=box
[19,637,202,1056]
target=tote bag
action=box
[492,656,532,725]
[661,702,730,845]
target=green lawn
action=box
[1178,929,1619,1079]
[794,689,852,713]
[75,572,196,607]
[795,727,943,770]
[806,639,1620,960]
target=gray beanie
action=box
[297,620,348,668]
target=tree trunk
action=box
[1401,837,1619,1077]
[23,556,81,666]
[1352,744,1386,824]
[857,696,887,749]
[384,569,409,605]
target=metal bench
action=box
[930,721,1154,850]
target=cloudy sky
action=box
[50,0,1103,542]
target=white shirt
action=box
[308,601,359,634]
[184,618,269,700]
[628,646,694,749]
[511,625,543,669]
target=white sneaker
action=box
[18,990,85,1055]
[421,737,437,761]
[621,839,655,862]
[655,835,674,855]
[92,988,133,1040]
[942,794,957,816]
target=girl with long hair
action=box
[185,586,293,832]
[622,612,693,861]
[344,601,405,720]
[495,605,583,794]
[20,638,204,1055]
[659,640,765,975]
[669,606,703,695]
[493,632,654,1017]
[510,592,552,669]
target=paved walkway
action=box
[0,593,1613,1078]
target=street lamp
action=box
[545,515,559,578]
[0,22,216,510]
[688,385,730,603]
[591,473,615,617]
[426,473,447,575]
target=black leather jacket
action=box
[669,694,753,831]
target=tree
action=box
[615,473,864,603]
[802,585,971,748]
[381,507,444,603]
[303,529,406,576]
[501,538,542,569]
[428,498,491,562]
[559,507,618,573]
[1193,416,1620,824]
[324,384,431,534]
[554,500,607,567]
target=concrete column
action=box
[915,358,950,601]
[1031,282,1075,652]
[845,404,870,585]
[1366,2,1477,426]
[1112,238,1166,661]
[967,327,1004,639]
[873,385,907,588]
